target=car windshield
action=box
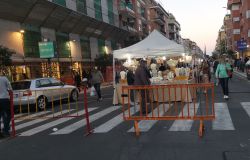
[11,81,31,90]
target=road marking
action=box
[169,103,199,131]
[19,108,97,136]
[51,106,121,135]
[212,103,235,130]
[14,113,25,118]
[94,105,140,133]
[1,111,50,127]
[15,110,74,131]
[127,104,170,132]
[241,102,250,117]
[15,111,51,123]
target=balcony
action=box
[227,0,241,9]
[138,0,146,6]
[141,16,147,24]
[160,29,166,35]
[152,16,165,25]
[119,3,136,18]
[122,25,137,33]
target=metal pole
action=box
[84,86,93,136]
[10,91,16,137]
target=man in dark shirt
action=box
[126,68,135,104]
[159,63,166,71]
[134,60,151,114]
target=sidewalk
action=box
[233,70,247,78]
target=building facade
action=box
[227,0,250,57]
[0,0,128,81]
[168,13,181,43]
[0,0,183,82]
[148,1,169,38]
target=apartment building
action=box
[0,0,128,81]
[168,13,181,43]
[227,0,250,57]
[148,1,169,38]
[117,0,149,46]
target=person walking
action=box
[215,57,232,99]
[91,66,104,101]
[126,67,135,104]
[74,71,81,91]
[134,59,151,114]
[202,60,210,83]
[0,71,13,137]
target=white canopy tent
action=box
[113,30,187,59]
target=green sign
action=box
[39,42,55,58]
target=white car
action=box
[11,78,79,110]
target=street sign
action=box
[237,39,247,51]
[39,42,55,58]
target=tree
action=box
[94,54,113,68]
[0,45,15,74]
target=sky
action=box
[156,0,228,55]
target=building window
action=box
[248,30,250,37]
[76,0,87,14]
[98,39,106,55]
[246,10,250,19]
[52,0,66,6]
[232,4,240,10]
[94,0,102,21]
[22,25,41,58]
[233,17,240,22]
[233,29,240,35]
[107,0,114,25]
[80,36,91,59]
[56,32,71,58]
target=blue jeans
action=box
[0,99,11,134]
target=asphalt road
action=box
[1,74,250,160]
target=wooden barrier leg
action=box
[199,120,205,137]
[134,121,140,137]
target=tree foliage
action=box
[0,45,15,73]
[94,54,113,68]
[215,40,236,59]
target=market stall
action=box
[112,30,195,105]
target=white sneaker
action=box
[223,95,226,99]
[225,95,229,99]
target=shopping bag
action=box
[227,69,233,78]
[90,86,96,96]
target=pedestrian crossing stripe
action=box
[169,103,199,131]
[19,108,97,136]
[15,109,74,131]
[128,104,171,132]
[212,103,235,130]
[50,106,121,135]
[94,105,140,133]
[1,111,51,127]
[6,102,250,137]
[241,102,250,117]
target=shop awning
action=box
[0,0,128,42]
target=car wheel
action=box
[37,96,47,110]
[70,89,78,102]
